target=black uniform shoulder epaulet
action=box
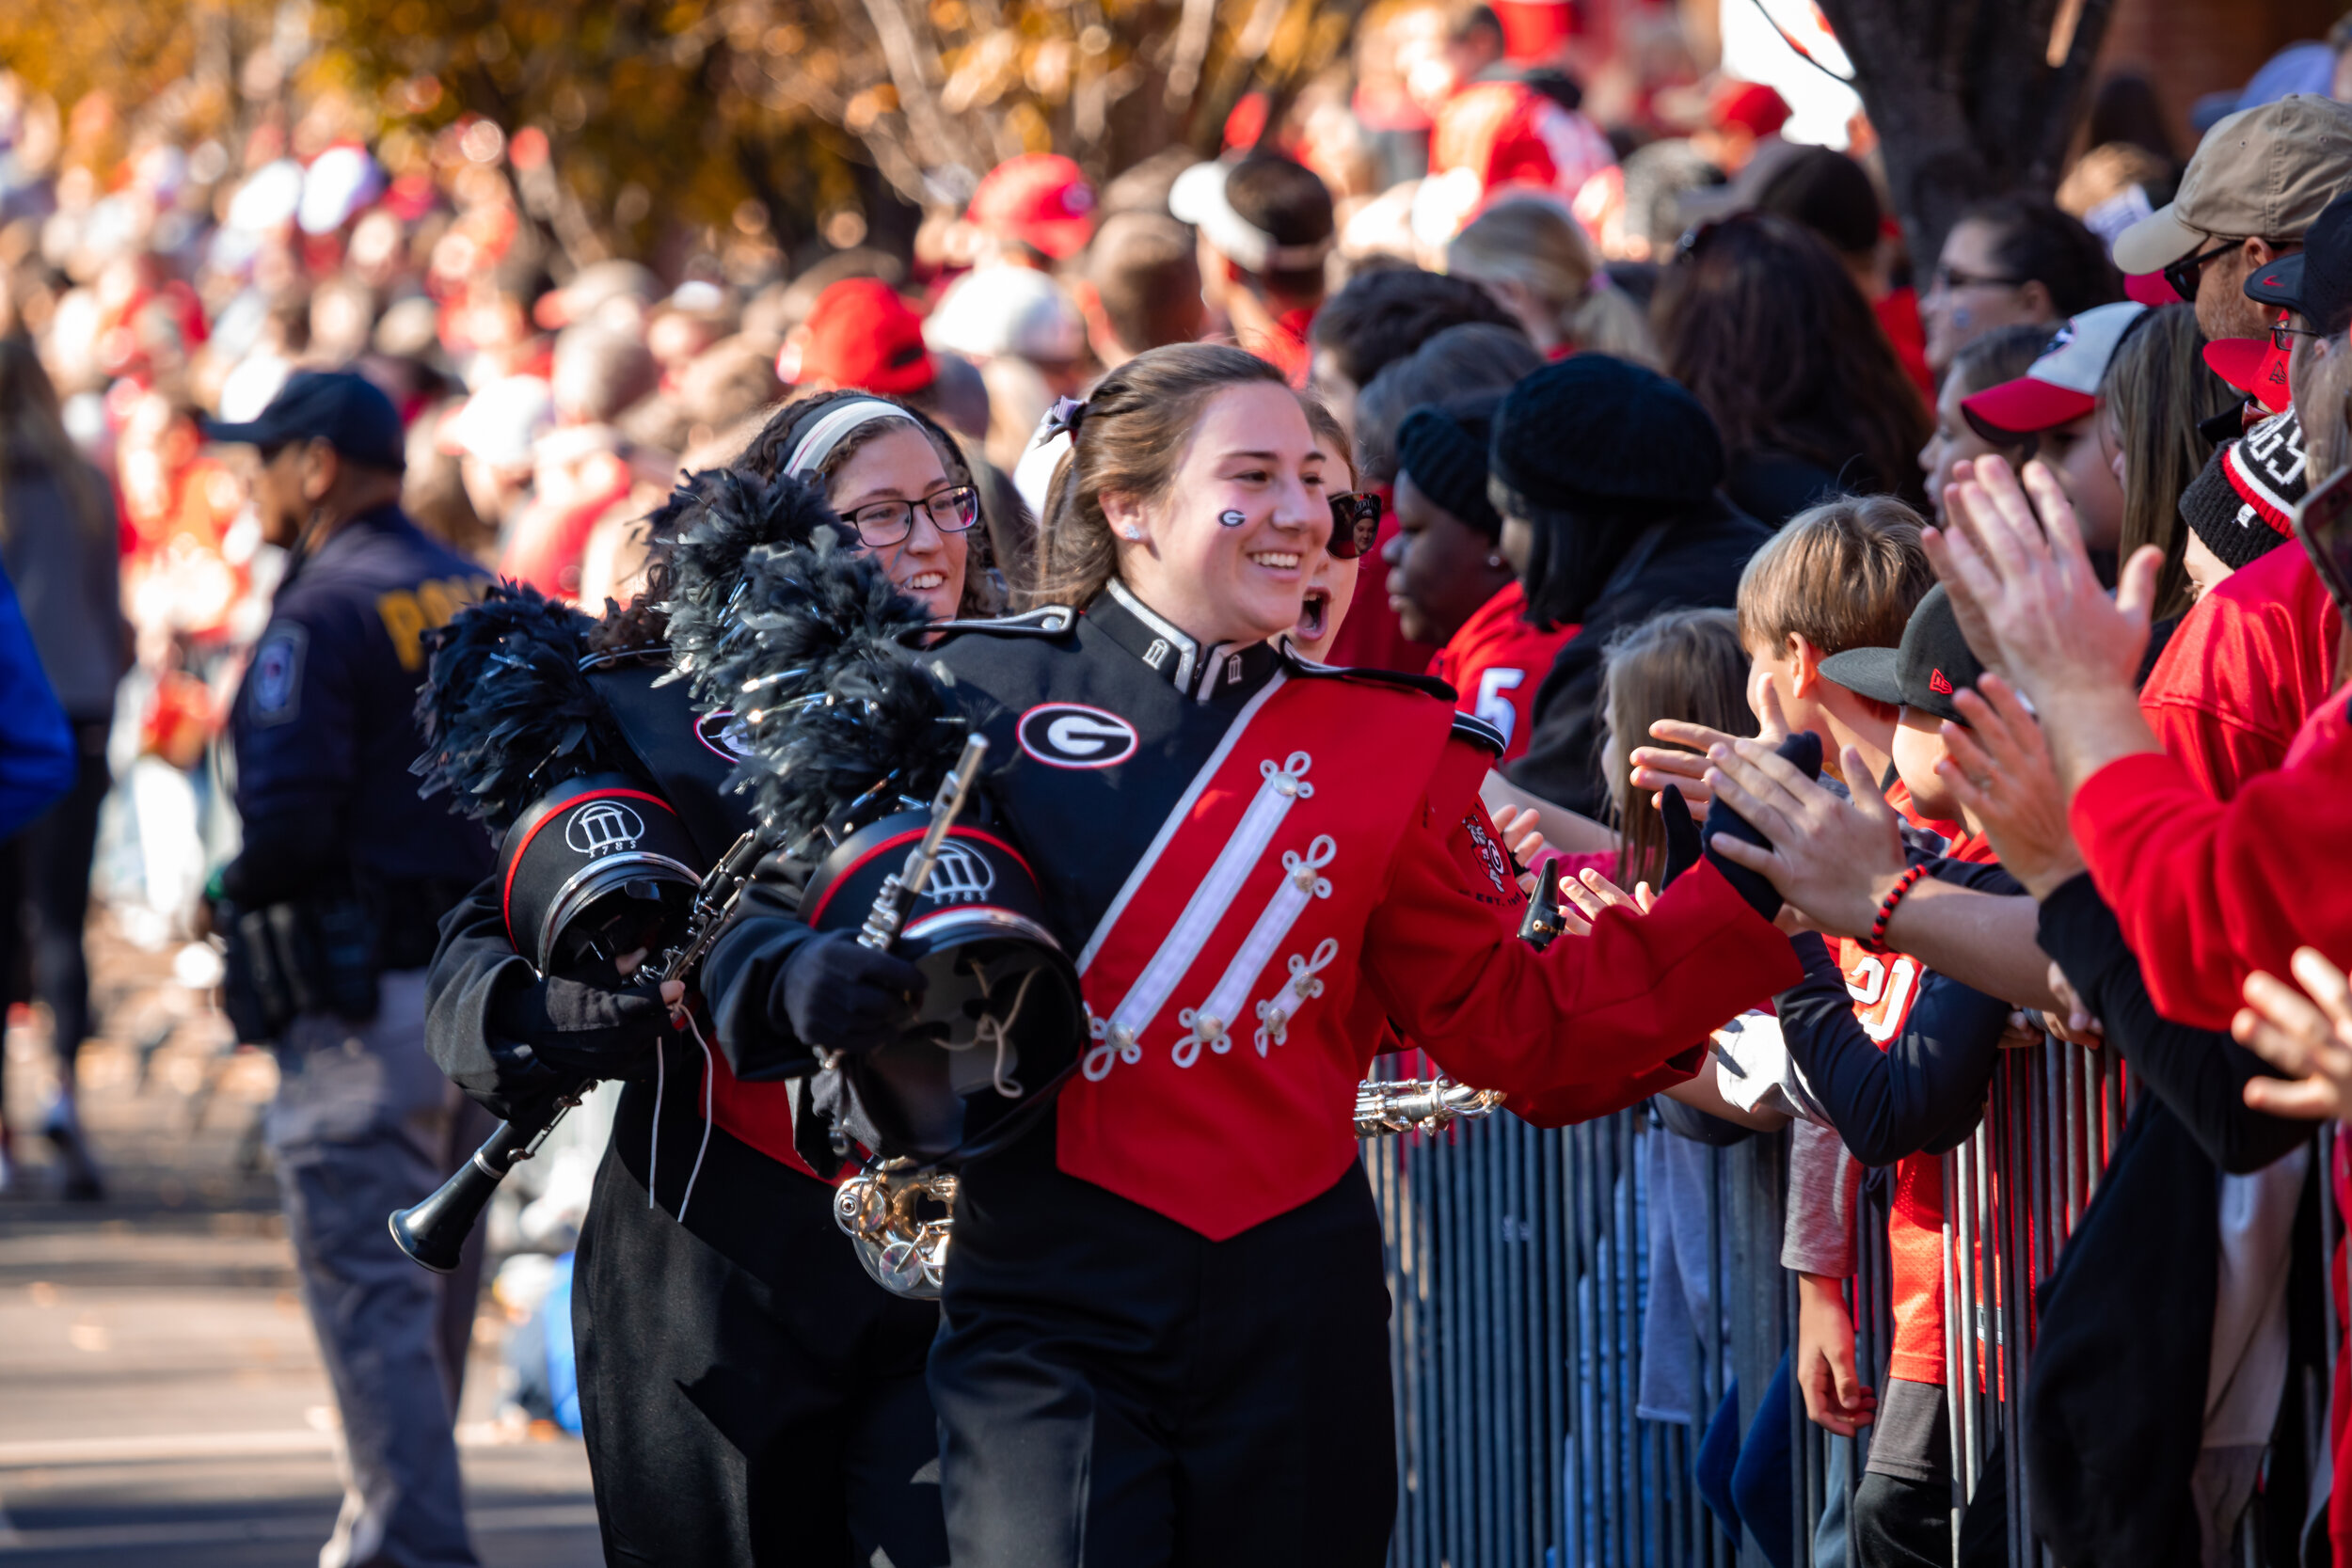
[1278,642,1454,702]
[1448,713,1506,757]
[927,606,1080,641]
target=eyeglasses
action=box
[2270,318,2325,351]
[2163,237,2241,305]
[1327,491,1383,559]
[845,484,981,548]
[1930,265,2029,294]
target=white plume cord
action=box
[675,1008,718,1225]
[646,1038,665,1211]
[946,965,1042,1099]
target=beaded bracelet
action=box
[1861,864,1929,954]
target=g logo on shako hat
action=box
[1016,703,1137,768]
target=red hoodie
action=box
[2069,683,2352,1032]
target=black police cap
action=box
[200,370,406,473]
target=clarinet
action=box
[857,736,990,951]
[388,828,768,1273]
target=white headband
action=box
[786,398,917,479]
[1170,161,1334,277]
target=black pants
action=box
[572,1073,949,1568]
[930,1153,1397,1568]
[0,718,109,1089]
[1851,1415,2009,1568]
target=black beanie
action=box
[2179,406,2305,575]
[1489,354,1725,512]
[1395,393,1504,539]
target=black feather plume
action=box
[411,581,631,830]
[661,468,852,688]
[681,530,968,846]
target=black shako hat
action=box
[201,370,407,473]
[1395,392,1505,539]
[1487,354,1725,514]
[2245,188,2352,339]
[1817,583,1987,726]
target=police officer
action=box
[204,372,493,1568]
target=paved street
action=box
[0,922,599,1566]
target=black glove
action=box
[773,929,929,1056]
[1698,731,1822,923]
[488,958,672,1080]
[1658,784,1700,890]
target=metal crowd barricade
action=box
[1363,1036,2338,1568]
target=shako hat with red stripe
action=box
[496,772,704,975]
[799,809,1084,1165]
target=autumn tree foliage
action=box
[0,0,1364,254]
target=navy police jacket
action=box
[225,504,490,911]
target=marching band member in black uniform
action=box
[420,389,986,1568]
[701,345,1804,1567]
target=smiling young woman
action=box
[704,341,1804,1568]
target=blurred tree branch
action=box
[1,0,1362,254]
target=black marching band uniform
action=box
[700,575,1804,1566]
[416,478,948,1568]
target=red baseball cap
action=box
[1708,79,1791,139]
[967,153,1098,261]
[2202,334,2293,415]
[1961,301,2146,439]
[790,278,935,395]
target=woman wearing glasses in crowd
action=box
[422,388,988,1568]
[703,343,1802,1568]
[1917,195,2120,381]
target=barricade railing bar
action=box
[1364,1038,2331,1568]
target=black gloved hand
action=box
[774,929,929,1056]
[489,958,673,1080]
[1698,731,1823,922]
[1658,784,1700,891]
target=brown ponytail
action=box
[1024,343,1291,610]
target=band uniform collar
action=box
[1094,579,1278,703]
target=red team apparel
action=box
[2072,682,2352,1032]
[2140,540,2344,799]
[1052,657,1793,1238]
[1425,579,1574,764]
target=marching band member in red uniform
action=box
[421,389,989,1568]
[703,344,1801,1567]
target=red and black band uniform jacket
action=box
[703,580,1801,1240]
[423,648,842,1186]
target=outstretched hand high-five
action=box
[1928,456,2164,796]
[1701,735,1910,940]
[1629,673,1797,810]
